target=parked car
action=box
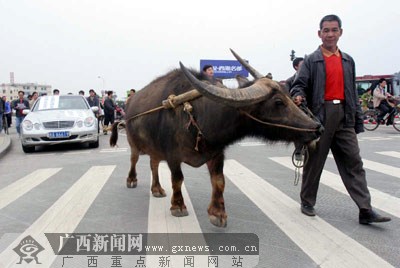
[20,95,99,153]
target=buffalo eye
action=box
[274,98,284,106]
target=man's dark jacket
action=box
[104,97,115,116]
[290,47,364,134]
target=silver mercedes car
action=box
[20,95,99,153]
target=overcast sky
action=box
[1,0,399,98]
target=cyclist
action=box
[372,78,395,125]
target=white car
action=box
[21,95,99,153]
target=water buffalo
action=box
[110,50,322,227]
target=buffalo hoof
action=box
[170,208,189,217]
[209,215,227,228]
[152,191,167,198]
[126,180,137,188]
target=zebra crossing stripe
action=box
[100,148,128,152]
[0,165,116,268]
[376,151,400,159]
[270,157,400,219]
[148,162,203,233]
[147,163,215,268]
[0,168,62,210]
[327,155,400,179]
[224,159,393,268]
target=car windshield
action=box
[33,96,89,111]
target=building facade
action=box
[0,83,52,101]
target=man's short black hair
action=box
[292,57,304,70]
[89,89,95,93]
[379,78,387,84]
[53,89,59,93]
[107,90,113,96]
[130,89,136,93]
[320,14,342,30]
[202,65,213,72]
[18,90,25,95]
[79,90,84,95]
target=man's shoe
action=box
[359,209,391,225]
[301,204,316,216]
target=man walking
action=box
[291,14,391,224]
[103,90,116,135]
[12,91,30,136]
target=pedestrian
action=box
[87,89,101,132]
[360,87,373,111]
[53,89,60,95]
[103,90,116,135]
[29,91,39,108]
[0,96,4,134]
[79,90,85,96]
[285,57,304,93]
[126,88,136,105]
[12,91,30,136]
[291,14,391,224]
[2,96,12,127]
[285,57,305,161]
[202,64,223,86]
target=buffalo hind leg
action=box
[206,153,227,227]
[168,161,188,217]
[126,146,139,188]
[150,157,166,197]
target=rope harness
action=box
[122,91,320,165]
[289,102,320,186]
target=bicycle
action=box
[363,105,400,132]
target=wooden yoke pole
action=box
[162,89,202,109]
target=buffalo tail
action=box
[110,121,124,147]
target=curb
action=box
[0,135,12,159]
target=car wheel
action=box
[89,139,99,148]
[22,144,35,153]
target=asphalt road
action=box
[0,125,399,268]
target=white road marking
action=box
[376,151,400,159]
[237,142,267,146]
[63,151,91,155]
[100,148,128,153]
[224,159,393,268]
[270,157,400,219]
[147,163,215,268]
[0,168,62,210]
[148,162,202,233]
[326,155,400,179]
[0,165,116,267]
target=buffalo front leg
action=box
[168,161,188,217]
[150,157,166,197]
[206,153,227,227]
[126,146,139,188]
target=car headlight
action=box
[22,120,33,131]
[34,123,41,130]
[76,120,83,128]
[84,117,95,127]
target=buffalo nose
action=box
[317,124,324,136]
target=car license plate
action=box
[48,131,70,139]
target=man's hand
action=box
[293,96,304,106]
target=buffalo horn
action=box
[179,62,272,108]
[230,48,264,79]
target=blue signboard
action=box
[200,59,249,79]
